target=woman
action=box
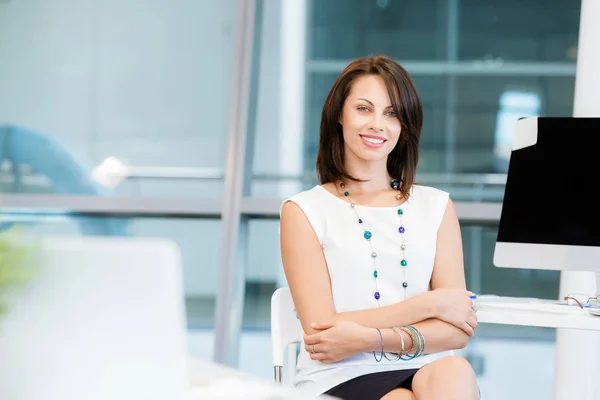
[279,55,480,400]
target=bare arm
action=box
[363,318,469,357]
[420,197,474,349]
[280,201,437,335]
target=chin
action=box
[355,149,391,163]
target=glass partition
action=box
[248,0,581,201]
[0,0,236,197]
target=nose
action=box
[369,113,384,132]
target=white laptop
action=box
[0,236,189,400]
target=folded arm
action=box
[281,199,476,353]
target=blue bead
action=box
[358,219,363,224]
[391,180,400,189]
[364,231,372,239]
[398,226,405,234]
[374,291,380,300]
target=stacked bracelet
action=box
[398,325,426,359]
[372,328,384,362]
[413,327,425,357]
[375,326,426,362]
[386,326,405,360]
[398,326,417,360]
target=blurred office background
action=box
[0,0,582,399]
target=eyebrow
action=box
[357,98,393,108]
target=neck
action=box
[342,158,392,194]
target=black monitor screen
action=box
[496,117,600,247]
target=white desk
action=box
[476,296,600,331]
[476,296,600,400]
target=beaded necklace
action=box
[339,179,408,306]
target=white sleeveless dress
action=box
[281,184,454,396]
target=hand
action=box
[427,288,478,336]
[303,320,372,363]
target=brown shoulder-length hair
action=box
[315,55,423,199]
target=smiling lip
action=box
[360,134,387,148]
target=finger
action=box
[462,322,474,336]
[311,321,335,330]
[467,316,478,330]
[304,343,320,354]
[309,351,327,361]
[303,332,321,345]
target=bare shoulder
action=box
[280,198,302,216]
[443,196,458,216]
[280,200,309,229]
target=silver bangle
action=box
[391,326,405,356]
[382,329,401,361]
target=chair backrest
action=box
[271,287,302,383]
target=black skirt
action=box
[323,369,419,400]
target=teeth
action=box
[362,136,384,144]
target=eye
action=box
[385,110,396,117]
[357,106,370,112]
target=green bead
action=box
[402,282,408,288]
[397,208,403,215]
[373,270,378,278]
[344,191,349,196]
[401,259,407,267]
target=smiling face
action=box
[316,56,423,197]
[339,74,402,165]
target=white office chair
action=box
[271,287,303,384]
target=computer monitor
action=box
[493,117,600,279]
